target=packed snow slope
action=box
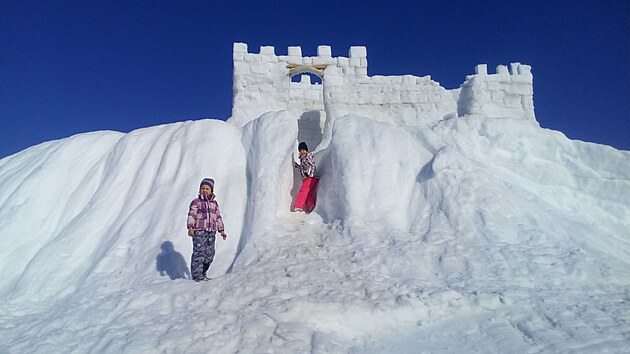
[0,110,629,353]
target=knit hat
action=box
[200,178,215,190]
[298,142,308,152]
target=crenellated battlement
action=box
[457,62,535,120]
[233,43,368,71]
[229,42,536,149]
[473,63,532,77]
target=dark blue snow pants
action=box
[191,230,216,280]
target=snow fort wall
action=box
[229,42,536,129]
[322,65,457,126]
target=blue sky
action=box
[1,0,628,158]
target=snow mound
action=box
[1,111,629,353]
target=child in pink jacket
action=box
[187,178,227,282]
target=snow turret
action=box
[457,63,535,121]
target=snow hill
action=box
[1,108,629,353]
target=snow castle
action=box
[229,42,536,149]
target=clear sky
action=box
[1,0,628,158]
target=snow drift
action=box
[0,109,629,352]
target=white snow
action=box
[1,47,630,352]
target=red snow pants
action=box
[294,177,318,211]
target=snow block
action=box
[496,65,509,75]
[260,46,275,55]
[317,45,332,57]
[288,46,302,57]
[349,46,367,58]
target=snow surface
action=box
[0,108,629,353]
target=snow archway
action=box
[288,65,326,152]
[288,64,325,79]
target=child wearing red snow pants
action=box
[295,176,318,212]
[294,142,318,212]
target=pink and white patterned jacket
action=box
[187,194,225,232]
[297,152,317,179]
